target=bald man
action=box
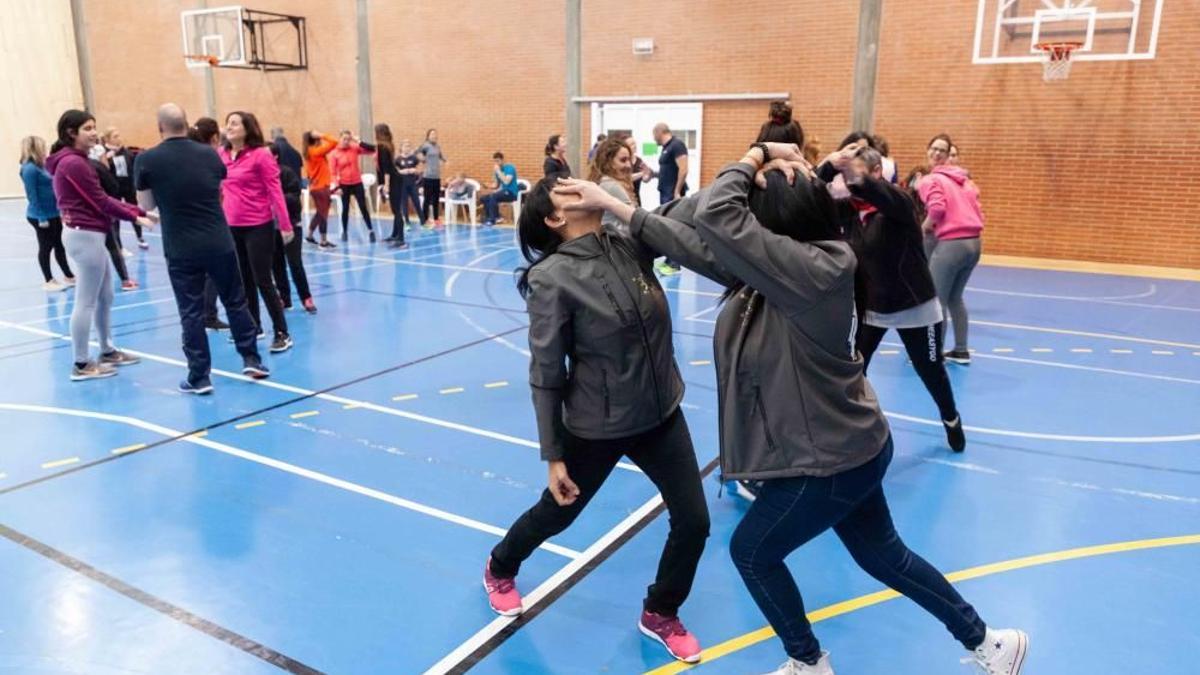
[134,103,269,393]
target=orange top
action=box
[303,135,339,190]
[329,143,374,186]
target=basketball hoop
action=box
[184,54,221,68]
[1035,42,1082,82]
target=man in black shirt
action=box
[135,103,270,393]
[271,127,304,181]
[652,123,690,274]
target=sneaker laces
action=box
[958,655,991,674]
[488,574,515,594]
[652,614,688,637]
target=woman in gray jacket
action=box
[554,142,1027,675]
[483,177,710,664]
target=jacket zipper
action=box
[754,386,779,453]
[602,367,611,419]
[601,283,630,325]
[603,238,664,420]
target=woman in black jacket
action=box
[483,177,709,665]
[556,142,1026,675]
[817,146,965,452]
[269,145,315,314]
[542,134,571,179]
[90,153,136,290]
[101,127,147,251]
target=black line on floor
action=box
[446,455,722,674]
[0,324,527,498]
[0,523,325,675]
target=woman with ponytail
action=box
[484,177,710,665]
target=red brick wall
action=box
[80,0,1198,268]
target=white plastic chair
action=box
[512,179,532,245]
[442,179,480,226]
[362,172,378,213]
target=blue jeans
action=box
[730,437,986,662]
[481,190,516,223]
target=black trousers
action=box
[104,224,129,282]
[203,277,220,322]
[399,179,424,224]
[386,183,407,243]
[421,178,441,221]
[338,183,373,234]
[857,321,958,421]
[490,410,710,616]
[231,222,288,337]
[272,228,312,305]
[166,250,261,384]
[27,217,72,281]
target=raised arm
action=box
[694,154,853,316]
[630,191,738,286]
[525,269,574,461]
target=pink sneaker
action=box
[483,558,523,616]
[639,610,702,663]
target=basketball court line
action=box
[643,533,1200,674]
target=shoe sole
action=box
[242,367,270,379]
[482,581,523,616]
[71,370,118,382]
[180,385,214,395]
[945,356,971,365]
[637,621,701,664]
[102,358,140,367]
[269,341,293,353]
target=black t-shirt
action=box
[134,137,235,260]
[395,154,420,184]
[658,136,688,199]
[543,156,571,180]
[376,145,398,180]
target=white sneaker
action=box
[42,279,66,292]
[121,248,133,258]
[763,652,834,675]
[963,628,1028,674]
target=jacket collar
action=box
[555,229,607,259]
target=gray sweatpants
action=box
[63,228,116,364]
[929,236,981,351]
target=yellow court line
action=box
[1030,347,1053,353]
[644,533,1200,675]
[392,394,419,402]
[342,403,364,410]
[187,430,208,439]
[41,457,80,469]
[484,381,509,388]
[290,411,320,419]
[1151,350,1175,356]
[1070,348,1093,353]
[690,360,712,366]
[878,350,900,355]
[439,387,465,395]
[234,420,266,430]
[1111,349,1134,354]
[110,443,147,456]
[991,348,1014,353]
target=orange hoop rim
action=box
[1035,41,1084,60]
[184,54,221,67]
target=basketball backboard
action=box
[181,5,246,68]
[973,0,1164,64]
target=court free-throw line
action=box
[644,533,1200,674]
[0,403,581,560]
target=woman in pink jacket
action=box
[219,111,294,354]
[918,133,984,365]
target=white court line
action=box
[919,457,1000,475]
[973,320,1200,350]
[884,411,1200,444]
[423,491,665,674]
[0,403,581,559]
[966,284,1158,302]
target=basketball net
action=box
[1035,42,1082,82]
[184,54,220,73]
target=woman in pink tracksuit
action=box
[918,134,984,365]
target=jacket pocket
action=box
[601,282,631,326]
[601,367,611,419]
[753,386,779,455]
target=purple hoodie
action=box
[917,165,984,241]
[46,147,144,235]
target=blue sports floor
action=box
[1,199,1198,674]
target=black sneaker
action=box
[305,236,319,246]
[369,231,377,243]
[179,377,214,395]
[340,232,348,242]
[205,318,230,331]
[944,349,971,365]
[270,333,293,353]
[389,241,409,250]
[943,415,966,452]
[320,240,336,249]
[242,359,270,379]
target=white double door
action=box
[591,102,702,209]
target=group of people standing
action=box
[483,106,1017,675]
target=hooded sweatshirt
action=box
[46,147,144,235]
[917,165,984,241]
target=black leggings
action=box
[386,183,407,243]
[272,228,312,305]
[231,222,288,337]
[338,183,373,234]
[27,217,73,282]
[491,410,709,616]
[104,225,130,282]
[857,321,958,421]
[421,178,441,221]
[399,179,424,224]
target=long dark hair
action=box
[515,178,564,298]
[374,123,394,156]
[839,130,878,150]
[223,111,265,150]
[545,134,562,157]
[756,100,805,146]
[189,117,220,145]
[51,109,95,153]
[722,171,847,302]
